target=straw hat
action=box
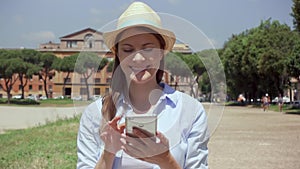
[103,2,176,52]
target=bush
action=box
[0,98,7,104]
[9,99,40,105]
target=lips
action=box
[130,65,150,73]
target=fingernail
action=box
[120,138,126,144]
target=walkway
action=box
[208,106,300,169]
[0,105,85,133]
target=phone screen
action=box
[125,115,157,136]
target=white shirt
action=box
[77,83,209,169]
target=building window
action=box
[105,88,110,94]
[49,76,53,80]
[94,88,100,95]
[64,78,71,83]
[106,78,111,83]
[84,34,94,48]
[29,85,32,91]
[80,78,85,83]
[94,78,101,83]
[67,41,77,48]
[80,88,87,95]
[39,85,43,91]
[49,85,52,90]
[39,75,43,81]
[19,85,22,90]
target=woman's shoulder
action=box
[81,98,103,121]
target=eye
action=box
[142,48,153,52]
[122,48,134,53]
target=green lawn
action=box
[0,116,81,169]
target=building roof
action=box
[60,27,103,39]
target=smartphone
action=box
[125,114,157,137]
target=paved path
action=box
[1,104,299,168]
[208,106,300,169]
[0,105,85,133]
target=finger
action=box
[108,116,122,131]
[125,134,147,147]
[119,123,126,133]
[132,127,154,138]
[122,141,144,158]
[109,116,121,126]
[156,131,169,146]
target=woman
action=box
[77,2,209,169]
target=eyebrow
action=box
[120,43,155,47]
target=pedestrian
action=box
[278,94,283,112]
[262,93,270,111]
[76,2,209,169]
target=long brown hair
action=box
[101,27,166,121]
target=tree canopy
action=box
[221,19,298,101]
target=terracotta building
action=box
[38,28,113,100]
[0,28,194,100]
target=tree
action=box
[0,50,19,104]
[165,52,205,97]
[291,0,300,32]
[289,32,300,79]
[74,52,108,100]
[38,53,57,98]
[17,49,41,99]
[197,49,225,101]
[52,54,77,96]
[222,19,296,101]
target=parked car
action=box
[26,95,38,100]
[12,95,22,99]
[54,95,64,99]
[39,96,48,100]
[72,96,82,101]
[90,95,101,101]
[271,96,290,104]
[292,100,300,108]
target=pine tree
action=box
[291,0,300,32]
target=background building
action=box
[0,28,194,100]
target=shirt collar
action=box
[116,83,178,108]
[159,83,178,108]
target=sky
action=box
[0,0,294,51]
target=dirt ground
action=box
[208,106,300,169]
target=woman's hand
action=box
[100,116,125,154]
[121,128,180,168]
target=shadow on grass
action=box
[226,101,262,107]
[285,109,300,115]
[226,102,248,106]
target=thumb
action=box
[156,131,169,146]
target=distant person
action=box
[278,94,283,112]
[262,93,270,111]
[237,94,246,103]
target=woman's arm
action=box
[184,104,209,169]
[95,150,115,169]
[77,103,102,168]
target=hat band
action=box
[118,18,162,30]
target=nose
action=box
[132,52,145,62]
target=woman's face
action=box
[117,27,164,85]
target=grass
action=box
[0,115,81,169]
[0,98,93,107]
[226,101,300,114]
[1,100,298,169]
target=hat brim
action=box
[103,24,176,53]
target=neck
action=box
[128,81,162,113]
